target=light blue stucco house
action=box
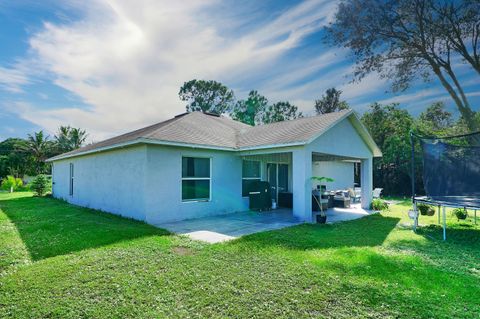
[47,110,381,225]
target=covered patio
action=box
[157,204,373,243]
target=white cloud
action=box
[0,66,30,93]
[13,0,339,140]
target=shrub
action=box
[371,198,389,211]
[30,175,50,197]
[1,176,23,193]
[17,183,31,192]
[452,208,468,220]
[417,204,435,216]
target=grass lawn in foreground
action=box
[0,192,479,318]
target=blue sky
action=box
[1,0,479,142]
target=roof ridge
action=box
[142,112,189,139]
[239,109,352,133]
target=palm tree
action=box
[69,128,88,149]
[23,131,51,174]
[55,126,72,152]
[54,126,88,152]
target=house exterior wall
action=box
[312,161,354,191]
[302,117,374,216]
[50,115,376,224]
[306,117,373,159]
[144,145,247,224]
[51,145,147,220]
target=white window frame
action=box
[242,160,262,197]
[181,156,211,202]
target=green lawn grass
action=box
[0,192,479,318]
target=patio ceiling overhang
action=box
[312,152,362,162]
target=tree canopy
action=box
[179,81,304,126]
[362,103,419,195]
[325,0,480,131]
[416,102,453,135]
[258,101,303,124]
[55,126,88,152]
[314,88,350,114]
[22,131,52,175]
[231,90,268,126]
[0,126,88,178]
[179,79,235,114]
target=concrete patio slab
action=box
[157,208,301,243]
[156,204,374,243]
[185,231,236,243]
[325,203,374,223]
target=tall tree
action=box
[55,126,88,152]
[258,101,303,124]
[69,128,88,149]
[0,138,29,177]
[55,126,72,152]
[314,88,350,114]
[362,103,418,195]
[22,131,51,175]
[231,90,268,125]
[416,102,453,134]
[179,79,235,114]
[325,0,480,131]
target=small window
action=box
[182,157,211,201]
[242,160,261,196]
[69,163,74,196]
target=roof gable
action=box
[48,110,381,161]
[236,110,350,149]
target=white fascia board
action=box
[47,138,236,162]
[46,140,142,162]
[236,141,306,152]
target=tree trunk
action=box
[430,64,479,132]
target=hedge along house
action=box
[47,110,381,225]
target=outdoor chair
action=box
[348,188,361,203]
[334,190,351,208]
[373,188,383,198]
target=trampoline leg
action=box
[442,206,446,241]
[413,201,417,232]
[437,205,440,224]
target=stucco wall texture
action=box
[52,117,374,224]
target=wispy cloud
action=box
[0,66,30,93]
[10,0,339,139]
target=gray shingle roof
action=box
[48,109,378,161]
[237,110,351,149]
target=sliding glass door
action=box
[267,163,289,203]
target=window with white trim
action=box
[69,163,74,196]
[242,160,261,197]
[182,157,211,201]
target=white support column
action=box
[292,148,313,222]
[360,157,373,210]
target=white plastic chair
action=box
[373,188,383,198]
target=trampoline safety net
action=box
[419,132,480,206]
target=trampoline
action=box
[410,131,480,240]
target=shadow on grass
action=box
[233,214,401,250]
[1,195,169,261]
[416,224,480,245]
